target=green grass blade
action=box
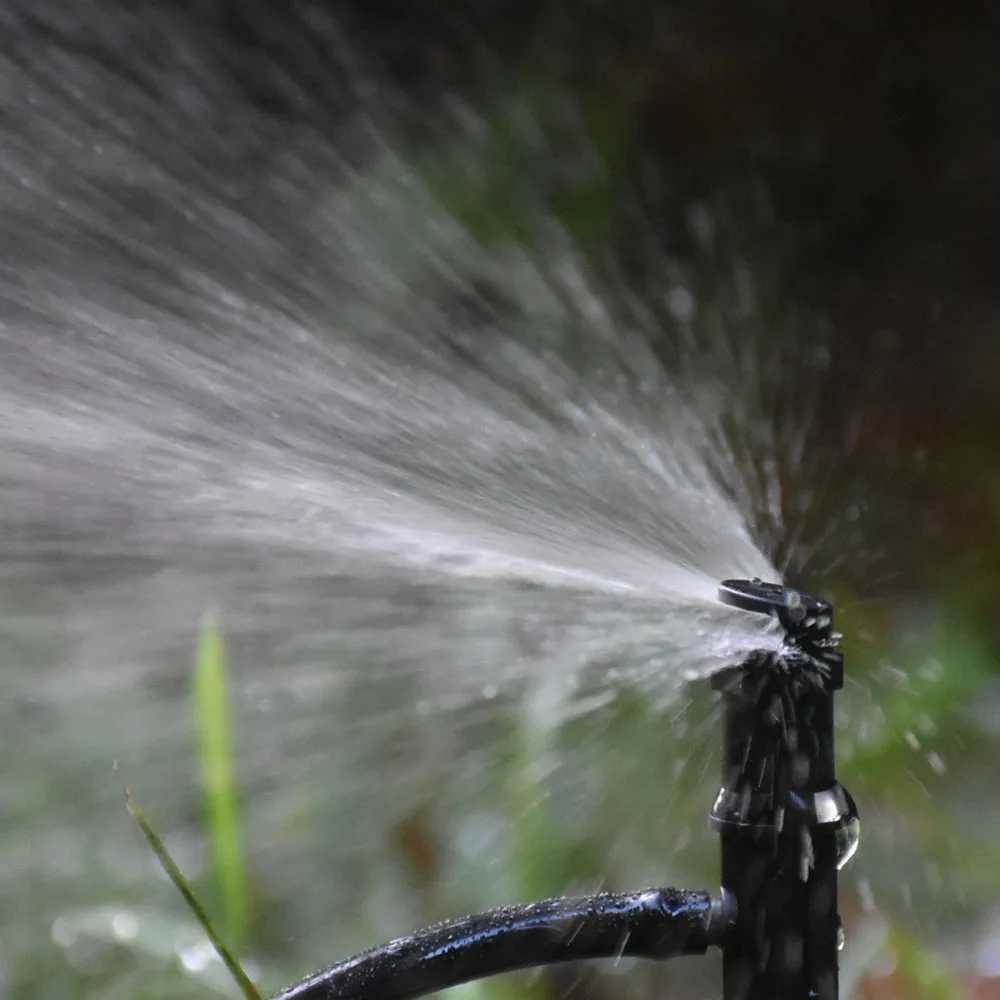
[116,765,263,1000]
[193,612,250,948]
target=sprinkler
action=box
[271,579,859,1000]
[713,579,860,1000]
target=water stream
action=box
[0,8,832,995]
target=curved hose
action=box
[271,887,723,1000]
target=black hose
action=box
[270,887,723,1000]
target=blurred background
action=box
[2,1,1000,998]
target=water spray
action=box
[271,578,859,1000]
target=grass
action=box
[110,611,261,1000]
[193,612,251,950]
[118,766,263,1000]
[118,612,262,1000]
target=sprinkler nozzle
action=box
[718,578,842,688]
[718,577,831,637]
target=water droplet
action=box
[456,812,506,859]
[919,658,944,682]
[856,876,876,913]
[664,287,696,323]
[111,909,139,942]
[685,203,715,247]
[51,915,78,948]
[177,938,218,973]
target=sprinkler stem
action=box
[714,579,859,1000]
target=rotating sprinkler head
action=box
[718,577,844,688]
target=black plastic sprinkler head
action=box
[718,577,843,687]
[270,577,861,1000]
[712,578,860,1000]
[718,577,830,634]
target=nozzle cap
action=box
[718,578,832,634]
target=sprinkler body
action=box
[271,578,858,1000]
[715,579,859,1000]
